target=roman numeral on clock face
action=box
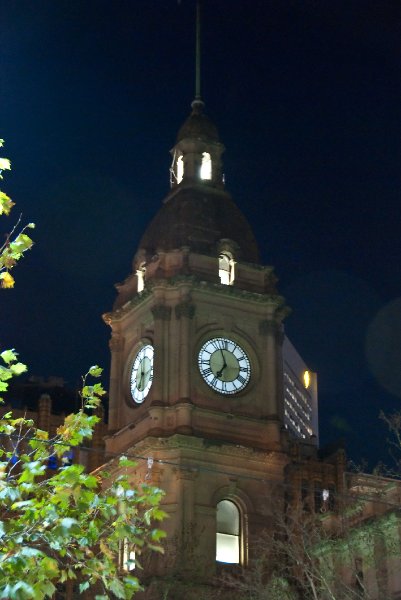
[198,337,251,395]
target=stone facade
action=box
[101,97,401,598]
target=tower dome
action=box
[176,99,220,143]
[136,100,260,264]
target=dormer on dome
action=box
[170,99,225,190]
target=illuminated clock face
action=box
[130,344,154,404]
[198,337,251,395]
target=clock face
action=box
[198,337,251,395]
[130,344,154,404]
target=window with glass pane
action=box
[136,263,146,293]
[200,152,212,180]
[176,155,184,183]
[219,253,235,285]
[216,500,240,563]
[119,538,135,572]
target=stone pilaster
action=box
[108,331,124,431]
[259,318,280,418]
[151,304,171,403]
[175,301,196,403]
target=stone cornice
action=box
[104,275,287,322]
[103,288,152,323]
[131,434,286,465]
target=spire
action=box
[193,0,203,109]
[131,0,261,268]
[169,0,224,189]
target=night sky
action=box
[1,1,401,468]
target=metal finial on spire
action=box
[191,0,204,113]
[195,0,201,101]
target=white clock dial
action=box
[198,337,251,395]
[130,344,154,404]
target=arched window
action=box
[176,155,184,184]
[136,263,146,293]
[219,253,235,285]
[200,152,212,180]
[216,499,240,563]
[119,539,135,572]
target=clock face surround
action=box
[130,344,154,404]
[198,337,251,395]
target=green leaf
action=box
[79,581,90,594]
[88,365,103,377]
[0,158,11,171]
[82,474,98,489]
[0,366,13,382]
[20,546,43,558]
[118,456,137,468]
[0,191,15,216]
[10,362,27,376]
[3,581,34,600]
[59,517,79,530]
[0,349,18,365]
[0,486,20,502]
[11,233,33,252]
[35,581,56,599]
[109,578,126,599]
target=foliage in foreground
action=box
[0,359,166,600]
[0,142,166,599]
[0,139,34,289]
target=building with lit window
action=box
[101,88,340,599]
[4,89,401,598]
[100,84,401,597]
[283,336,318,444]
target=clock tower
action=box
[103,97,315,593]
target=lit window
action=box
[119,538,135,572]
[219,253,235,285]
[176,155,184,184]
[200,152,212,180]
[216,500,240,564]
[303,370,310,389]
[136,264,146,293]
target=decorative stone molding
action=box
[175,301,196,319]
[151,304,172,321]
[103,288,152,322]
[216,238,240,258]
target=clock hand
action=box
[138,363,145,390]
[216,350,227,378]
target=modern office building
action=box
[283,336,318,444]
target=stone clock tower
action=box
[103,98,316,592]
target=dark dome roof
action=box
[138,186,260,263]
[176,100,220,143]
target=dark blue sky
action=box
[1,0,401,467]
